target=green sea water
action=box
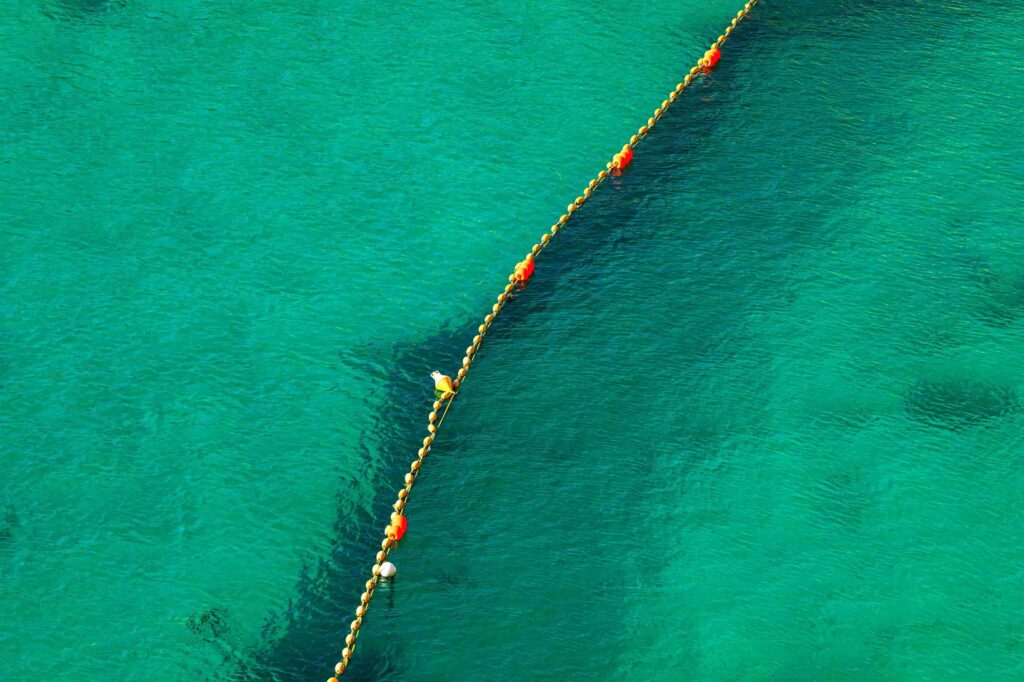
[3,1,1024,680]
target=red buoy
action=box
[620,146,634,169]
[514,258,535,286]
[613,146,634,176]
[706,47,721,69]
[388,514,408,542]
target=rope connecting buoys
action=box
[324,2,762,678]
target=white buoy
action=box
[379,561,397,578]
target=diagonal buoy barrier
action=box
[325,2,762,678]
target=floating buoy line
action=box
[325,2,761,678]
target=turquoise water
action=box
[3,1,1024,680]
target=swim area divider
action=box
[326,2,762,678]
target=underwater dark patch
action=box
[187,608,229,643]
[0,503,19,550]
[904,379,1020,430]
[977,273,1024,329]
[42,0,126,22]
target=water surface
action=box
[2,1,1023,680]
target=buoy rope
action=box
[326,2,761,678]
[434,388,457,431]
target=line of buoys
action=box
[324,2,762,678]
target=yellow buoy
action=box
[430,371,453,394]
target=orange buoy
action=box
[513,258,535,286]
[387,514,408,542]
[612,146,634,176]
[706,47,721,69]
[620,146,634,169]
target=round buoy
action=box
[513,258,535,286]
[380,561,397,578]
[620,146,634,168]
[386,514,408,542]
[706,47,721,69]
[612,146,634,176]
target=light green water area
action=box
[3,1,1024,680]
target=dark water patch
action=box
[42,0,126,22]
[905,379,1020,431]
[977,272,1024,329]
[0,503,19,550]
[187,608,230,643]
